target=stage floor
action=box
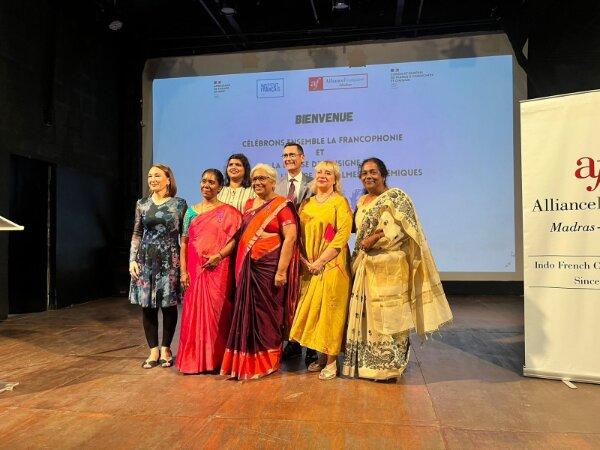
[1,296,599,449]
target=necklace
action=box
[198,201,220,213]
[315,191,335,203]
[151,194,171,206]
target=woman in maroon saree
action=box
[176,169,242,374]
[220,164,299,380]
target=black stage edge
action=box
[443,281,523,296]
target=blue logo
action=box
[257,79,284,98]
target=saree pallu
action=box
[176,205,242,374]
[220,197,299,380]
[342,188,452,380]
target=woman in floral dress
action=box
[129,164,187,369]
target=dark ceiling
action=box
[91,0,527,58]
[84,0,600,98]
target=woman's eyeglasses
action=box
[251,176,272,182]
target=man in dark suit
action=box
[275,142,317,365]
[275,142,313,208]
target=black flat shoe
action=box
[282,342,302,359]
[142,359,159,369]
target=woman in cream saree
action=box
[342,158,452,380]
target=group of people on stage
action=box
[128,142,453,381]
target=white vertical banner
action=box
[521,89,600,383]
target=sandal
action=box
[159,358,173,368]
[159,348,174,368]
[319,361,337,380]
[307,357,326,373]
[142,359,159,369]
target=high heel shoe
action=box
[319,361,337,380]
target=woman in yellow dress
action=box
[289,161,352,380]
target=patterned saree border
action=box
[220,348,282,380]
[235,196,289,281]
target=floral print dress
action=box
[129,197,188,308]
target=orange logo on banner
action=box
[574,157,600,192]
[308,77,323,91]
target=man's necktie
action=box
[287,179,296,201]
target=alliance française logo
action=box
[575,157,600,191]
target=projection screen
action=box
[142,32,526,281]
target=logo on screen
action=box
[575,157,600,192]
[256,79,284,98]
[309,77,324,91]
[309,74,367,91]
[213,79,231,97]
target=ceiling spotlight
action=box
[220,0,236,15]
[108,19,123,31]
[332,1,349,10]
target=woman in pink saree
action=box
[176,169,242,374]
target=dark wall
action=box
[55,167,116,308]
[526,2,600,98]
[0,0,125,319]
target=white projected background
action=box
[144,34,525,280]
